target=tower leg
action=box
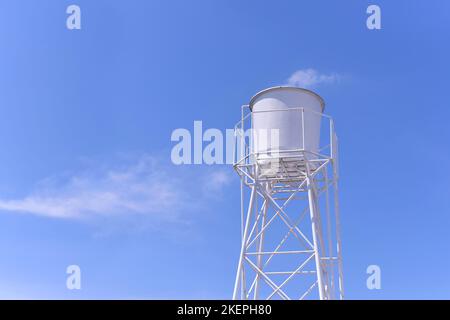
[253,197,267,299]
[306,170,326,300]
[233,185,257,300]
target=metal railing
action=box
[233,105,338,185]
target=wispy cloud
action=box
[203,170,232,191]
[286,68,340,88]
[0,155,233,223]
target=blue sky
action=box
[0,0,449,299]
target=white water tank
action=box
[250,86,324,159]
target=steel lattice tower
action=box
[232,87,344,300]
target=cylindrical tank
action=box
[250,86,324,159]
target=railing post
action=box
[302,107,305,151]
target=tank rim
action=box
[249,86,325,112]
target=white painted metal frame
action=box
[232,105,344,300]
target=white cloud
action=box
[286,68,340,88]
[0,155,233,223]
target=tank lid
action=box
[249,86,325,112]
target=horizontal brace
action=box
[265,271,317,275]
[246,250,314,256]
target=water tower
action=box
[232,86,344,300]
